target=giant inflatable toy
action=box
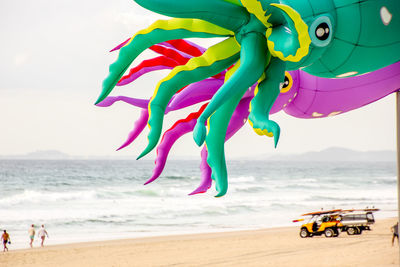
[97,0,400,196]
[98,39,400,195]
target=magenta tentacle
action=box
[110,38,130,52]
[189,147,212,195]
[144,117,196,185]
[96,96,149,109]
[167,79,223,111]
[145,104,208,184]
[117,109,149,151]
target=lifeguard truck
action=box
[294,208,378,238]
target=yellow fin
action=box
[240,0,272,28]
[266,3,311,62]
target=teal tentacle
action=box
[137,38,241,159]
[248,57,286,147]
[193,32,269,146]
[96,19,233,104]
[134,0,249,32]
[206,82,245,197]
[223,0,241,6]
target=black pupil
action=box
[282,76,289,88]
[315,22,330,41]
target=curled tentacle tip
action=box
[214,186,227,198]
[95,84,113,104]
[94,95,106,105]
[193,122,206,147]
[136,144,154,160]
[214,192,225,198]
[273,126,281,148]
[116,142,130,151]
[136,152,146,160]
[274,135,280,148]
[188,189,207,196]
[143,178,156,185]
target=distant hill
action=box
[0,150,141,160]
[0,150,71,160]
[264,147,396,162]
[0,147,396,161]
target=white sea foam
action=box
[0,160,397,249]
[0,189,98,205]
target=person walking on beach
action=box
[37,225,49,247]
[1,230,10,252]
[28,224,35,248]
[391,222,399,246]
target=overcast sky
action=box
[0,0,397,159]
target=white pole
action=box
[396,92,400,250]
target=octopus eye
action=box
[315,23,330,41]
[280,72,292,93]
[309,16,333,47]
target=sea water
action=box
[0,160,397,249]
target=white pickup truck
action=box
[339,211,376,235]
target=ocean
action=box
[0,159,397,249]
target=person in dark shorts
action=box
[391,222,399,246]
[1,230,10,252]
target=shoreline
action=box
[7,212,398,251]
[1,218,398,267]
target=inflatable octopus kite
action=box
[96,0,400,196]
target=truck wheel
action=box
[324,228,334,238]
[300,228,309,238]
[333,229,339,237]
[347,227,356,235]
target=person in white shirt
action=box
[28,224,35,248]
[37,225,49,247]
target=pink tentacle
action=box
[110,38,130,52]
[189,147,212,195]
[145,104,208,184]
[117,109,149,151]
[96,96,149,109]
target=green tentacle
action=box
[96,18,233,104]
[137,37,241,159]
[248,57,286,147]
[206,61,241,197]
[134,0,249,32]
[193,32,269,147]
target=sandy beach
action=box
[1,218,398,267]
